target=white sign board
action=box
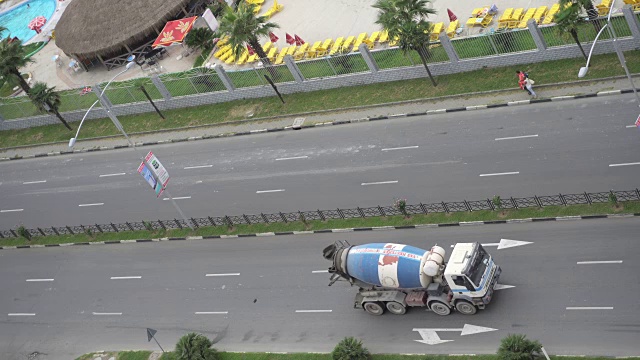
[202,8,219,32]
[137,151,170,197]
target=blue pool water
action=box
[0,0,56,42]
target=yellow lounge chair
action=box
[542,4,560,24]
[341,35,355,52]
[517,8,536,28]
[267,47,278,61]
[214,45,231,58]
[429,22,444,41]
[246,0,264,4]
[274,47,289,64]
[219,49,233,61]
[389,36,399,46]
[446,20,459,38]
[252,4,261,14]
[596,0,613,15]
[368,31,380,43]
[236,50,249,65]
[362,39,374,49]
[262,41,272,52]
[225,54,236,64]
[321,38,333,50]
[307,41,322,58]
[499,8,514,22]
[352,32,368,50]
[246,53,258,63]
[378,30,389,43]
[532,6,548,23]
[293,43,309,60]
[508,8,524,28]
[329,37,344,55]
[286,45,297,56]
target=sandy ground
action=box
[6,0,623,91]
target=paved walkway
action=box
[1,75,638,159]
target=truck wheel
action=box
[455,300,477,315]
[428,301,451,316]
[386,301,407,315]
[363,302,385,316]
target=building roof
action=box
[55,0,193,58]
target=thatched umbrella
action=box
[55,0,195,67]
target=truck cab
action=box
[444,242,500,308]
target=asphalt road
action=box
[0,218,639,359]
[1,94,639,229]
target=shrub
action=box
[332,337,371,360]
[175,333,218,360]
[497,334,542,360]
[609,191,618,205]
[492,195,503,210]
[394,198,408,216]
[16,225,31,241]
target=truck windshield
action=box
[466,244,490,288]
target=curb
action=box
[1,87,635,162]
[1,212,637,250]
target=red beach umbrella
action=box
[269,32,279,43]
[247,44,255,55]
[447,8,458,22]
[294,34,305,46]
[28,16,47,34]
[285,33,295,45]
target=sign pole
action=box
[146,328,165,353]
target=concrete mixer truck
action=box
[322,241,501,316]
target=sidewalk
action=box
[1,76,637,159]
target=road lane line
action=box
[184,165,213,169]
[276,156,309,161]
[566,307,613,310]
[495,134,538,141]
[26,279,54,282]
[99,173,126,177]
[1,209,24,213]
[195,311,229,315]
[92,312,122,316]
[22,180,47,184]
[163,196,191,200]
[577,260,623,264]
[361,181,398,186]
[206,273,240,277]
[609,162,640,167]
[381,146,419,151]
[626,125,637,128]
[8,313,36,316]
[479,172,520,177]
[110,276,142,280]
[78,203,104,207]
[256,189,285,193]
[312,270,329,273]
[295,310,332,313]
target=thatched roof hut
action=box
[55,0,206,69]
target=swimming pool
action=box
[0,0,56,42]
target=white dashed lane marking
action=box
[184,165,213,169]
[256,189,285,194]
[79,203,104,207]
[479,172,519,177]
[276,156,309,161]
[361,181,398,186]
[22,180,47,184]
[99,173,126,178]
[381,146,419,151]
[495,134,538,141]
[0,209,24,213]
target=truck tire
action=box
[455,300,477,315]
[363,302,385,316]
[428,301,451,316]
[386,301,407,315]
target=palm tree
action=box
[218,2,279,68]
[133,78,165,119]
[175,333,218,360]
[185,27,217,52]
[554,5,588,59]
[332,337,371,360]
[373,0,438,86]
[0,38,34,94]
[559,0,602,32]
[27,82,72,130]
[497,334,542,360]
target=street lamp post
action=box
[69,56,194,230]
[578,2,640,109]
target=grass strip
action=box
[3,201,638,247]
[157,352,639,360]
[75,350,151,360]
[1,51,639,149]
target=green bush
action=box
[497,334,542,360]
[16,225,31,241]
[492,195,502,210]
[175,333,218,360]
[332,337,371,360]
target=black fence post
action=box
[559,193,567,206]
[357,207,366,217]
[487,199,495,211]
[111,223,118,232]
[318,210,326,221]
[95,224,103,233]
[38,228,45,236]
[584,192,592,205]
[510,197,518,209]
[10,229,17,237]
[52,227,60,236]
[125,222,134,231]
[190,218,199,229]
[243,214,251,225]
[158,220,166,230]
[208,216,216,226]
[378,206,386,216]
[174,219,182,229]
[279,212,287,223]
[636,188,640,200]
[0,231,3,238]
[419,203,428,214]
[442,202,450,213]
[464,200,472,211]
[337,209,345,219]
[261,213,269,224]
[66,226,75,235]
[534,195,542,208]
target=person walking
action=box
[525,76,537,98]
[516,70,531,95]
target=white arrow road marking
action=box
[99,173,126,177]
[413,324,498,345]
[577,260,623,265]
[494,284,516,290]
[361,181,398,186]
[22,180,47,184]
[482,239,534,250]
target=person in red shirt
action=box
[516,70,531,95]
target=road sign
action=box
[636,114,640,127]
[146,328,157,342]
[413,324,498,345]
[137,152,170,197]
